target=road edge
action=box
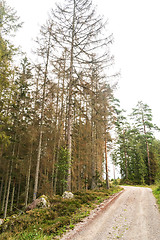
[60,187,125,240]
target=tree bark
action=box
[10,180,15,212]
[3,167,12,218]
[142,115,151,184]
[16,175,21,206]
[25,142,33,207]
[66,0,76,192]
[33,28,51,200]
[4,141,15,218]
[0,177,4,204]
[123,129,128,180]
[1,168,8,211]
[105,138,109,189]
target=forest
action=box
[0,0,160,220]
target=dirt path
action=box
[60,186,160,240]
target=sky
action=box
[6,0,160,178]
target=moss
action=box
[0,186,122,239]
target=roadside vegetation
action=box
[112,101,160,186]
[0,186,121,240]
[118,179,160,212]
[152,184,160,210]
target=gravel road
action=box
[60,186,160,240]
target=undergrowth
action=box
[0,186,122,240]
[152,185,160,210]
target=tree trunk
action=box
[143,116,151,184]
[67,96,72,191]
[66,0,76,192]
[33,30,51,200]
[0,144,3,166]
[124,150,128,179]
[16,175,21,206]
[51,145,56,194]
[105,138,109,189]
[123,130,128,180]
[0,177,4,204]
[91,75,96,190]
[25,142,33,207]
[10,180,15,212]
[1,170,8,211]
[4,141,15,218]
[33,128,43,200]
[3,167,12,218]
[146,139,151,184]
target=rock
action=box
[0,219,4,225]
[40,197,47,207]
[39,195,50,208]
[26,195,50,211]
[62,191,74,199]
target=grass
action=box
[0,186,122,240]
[151,184,160,210]
[118,180,160,211]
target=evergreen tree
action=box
[113,101,160,185]
[48,0,113,190]
[131,101,156,184]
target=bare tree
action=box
[49,0,113,190]
[33,22,53,200]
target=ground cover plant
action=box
[152,185,160,210]
[0,186,121,240]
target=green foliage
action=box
[0,0,22,38]
[0,1,23,153]
[56,147,70,195]
[113,101,160,185]
[0,186,122,239]
[152,185,160,210]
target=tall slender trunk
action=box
[77,99,82,191]
[0,144,3,166]
[91,125,95,189]
[16,175,21,206]
[123,129,128,179]
[124,150,128,179]
[91,75,95,189]
[67,0,76,191]
[105,138,109,189]
[52,56,66,193]
[142,115,151,184]
[53,77,60,194]
[146,136,151,184]
[53,133,61,194]
[1,166,9,211]
[10,180,15,212]
[51,144,56,194]
[67,94,72,191]
[33,128,43,200]
[25,142,33,207]
[53,165,58,195]
[0,177,4,204]
[3,166,12,218]
[4,142,15,218]
[33,32,51,201]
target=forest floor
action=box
[60,186,160,240]
[0,186,122,239]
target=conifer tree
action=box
[48,0,113,190]
[131,101,155,184]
